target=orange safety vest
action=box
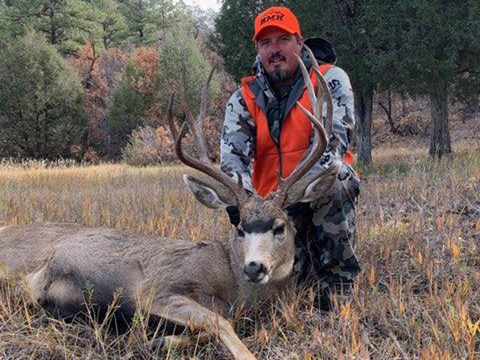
[241,64,354,198]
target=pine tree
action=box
[3,0,103,54]
[0,32,86,159]
[116,0,176,45]
[391,0,480,158]
[213,0,277,82]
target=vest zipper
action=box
[276,142,283,179]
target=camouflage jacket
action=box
[220,49,355,193]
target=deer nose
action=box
[243,261,267,283]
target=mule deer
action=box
[0,48,339,360]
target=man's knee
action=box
[292,162,361,283]
[325,162,360,206]
[311,163,359,235]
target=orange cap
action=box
[253,7,301,41]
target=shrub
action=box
[121,126,176,166]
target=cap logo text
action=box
[260,11,285,25]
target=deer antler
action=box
[166,92,177,140]
[172,68,249,207]
[270,47,334,207]
[304,45,333,138]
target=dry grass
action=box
[0,144,479,360]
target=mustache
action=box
[268,52,286,62]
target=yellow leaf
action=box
[448,238,461,260]
[417,251,424,265]
[340,301,352,319]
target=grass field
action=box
[0,145,479,360]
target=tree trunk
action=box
[378,89,398,134]
[354,86,374,165]
[429,83,452,158]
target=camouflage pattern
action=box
[291,162,360,288]
[220,48,360,288]
[220,90,256,193]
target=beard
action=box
[267,68,294,83]
[265,52,295,83]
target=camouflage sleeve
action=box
[220,89,255,193]
[304,66,356,177]
[324,66,355,157]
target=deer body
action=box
[0,211,298,360]
[0,49,338,360]
[0,222,288,314]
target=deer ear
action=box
[293,162,341,203]
[183,175,236,209]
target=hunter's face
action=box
[256,27,303,85]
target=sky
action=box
[181,0,221,12]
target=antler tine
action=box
[174,68,249,207]
[178,68,214,164]
[199,66,215,130]
[318,69,333,138]
[302,45,322,121]
[294,52,317,116]
[166,92,177,140]
[304,45,333,138]
[174,124,249,206]
[271,52,332,207]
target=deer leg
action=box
[25,264,85,317]
[147,295,257,360]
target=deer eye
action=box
[237,229,245,238]
[273,225,285,237]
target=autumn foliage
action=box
[70,43,129,161]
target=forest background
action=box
[0,0,479,166]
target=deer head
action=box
[171,46,340,284]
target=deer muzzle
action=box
[243,261,269,283]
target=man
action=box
[220,6,360,303]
